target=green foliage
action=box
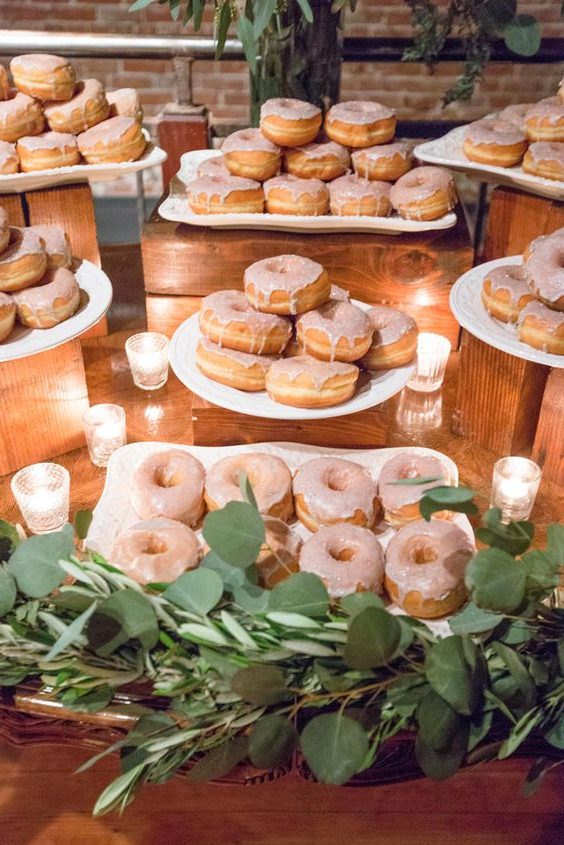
[163,569,223,615]
[8,525,73,598]
[203,501,265,568]
[73,510,93,541]
[87,589,159,656]
[344,607,402,669]
[420,485,478,521]
[300,712,369,785]
[0,520,20,562]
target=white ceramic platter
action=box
[415,125,564,201]
[157,149,458,235]
[0,134,167,194]
[450,255,564,369]
[0,259,113,362]
[169,298,414,420]
[87,439,472,637]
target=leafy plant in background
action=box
[0,487,563,816]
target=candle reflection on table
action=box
[83,404,126,468]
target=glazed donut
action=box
[28,225,72,270]
[329,174,391,217]
[0,92,44,143]
[293,457,380,532]
[222,128,280,181]
[0,228,47,292]
[360,306,418,370]
[187,173,264,214]
[352,141,413,182]
[481,265,534,324]
[390,166,456,221]
[0,291,16,342]
[106,88,143,124]
[0,66,9,100]
[265,355,359,408]
[524,236,564,311]
[559,78,564,105]
[130,449,205,526]
[244,254,330,316]
[378,452,451,527]
[330,284,350,302]
[498,103,536,132]
[196,155,230,178]
[517,301,564,355]
[12,267,80,328]
[284,140,350,181]
[525,101,564,143]
[385,520,474,618]
[204,452,293,521]
[195,338,280,391]
[255,517,301,588]
[199,290,291,354]
[78,116,146,164]
[263,174,329,216]
[0,207,9,253]
[0,140,19,174]
[299,524,385,599]
[325,101,396,148]
[523,228,564,261]
[17,131,80,172]
[296,300,373,363]
[44,79,109,134]
[463,118,527,167]
[522,141,564,182]
[110,518,202,585]
[10,54,76,102]
[260,98,322,147]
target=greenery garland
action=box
[0,483,563,816]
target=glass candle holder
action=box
[83,404,126,468]
[407,333,452,393]
[125,332,169,390]
[395,387,443,435]
[11,463,70,534]
[491,456,542,522]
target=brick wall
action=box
[1,1,563,127]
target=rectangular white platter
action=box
[87,440,473,638]
[0,133,167,194]
[157,149,458,235]
[416,125,564,201]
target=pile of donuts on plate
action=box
[186,97,457,221]
[0,54,146,174]
[194,253,418,408]
[463,78,564,180]
[481,226,564,355]
[109,447,475,620]
[0,211,80,343]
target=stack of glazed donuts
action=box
[0,54,146,173]
[481,227,564,355]
[186,97,458,222]
[0,214,81,343]
[193,252,419,408]
[462,80,564,181]
[109,446,475,620]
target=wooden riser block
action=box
[146,293,202,336]
[191,395,388,449]
[0,339,89,476]
[532,368,564,485]
[482,187,564,261]
[0,195,25,227]
[453,332,548,455]
[142,214,472,346]
[157,110,209,189]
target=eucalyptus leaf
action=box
[544,716,564,750]
[129,0,156,10]
[425,636,481,716]
[232,579,270,613]
[521,550,560,593]
[249,714,298,769]
[523,756,553,798]
[215,0,232,59]
[344,607,401,670]
[163,569,224,615]
[93,762,145,816]
[62,685,114,713]
[253,0,277,39]
[0,567,16,616]
[340,592,384,616]
[187,735,248,783]
[8,525,73,598]
[231,664,288,705]
[73,510,93,540]
[449,601,504,635]
[498,708,540,758]
[0,519,20,562]
[389,476,443,486]
[87,589,159,657]
[417,689,465,751]
[203,502,265,568]
[296,0,314,24]
[220,609,257,649]
[465,548,526,613]
[44,600,98,662]
[266,611,321,629]
[200,550,248,591]
[477,508,534,556]
[236,15,257,75]
[479,0,517,30]
[300,712,369,785]
[269,572,329,617]
[492,642,536,710]
[504,14,541,57]
[238,471,259,510]
[468,710,493,752]
[192,0,204,30]
[420,487,478,521]
[387,675,429,717]
[415,723,468,780]
[546,524,564,567]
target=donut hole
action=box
[326,470,348,492]
[267,259,288,274]
[399,462,421,480]
[409,541,438,565]
[155,466,182,488]
[141,535,168,556]
[329,545,356,563]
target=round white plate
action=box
[0,259,113,362]
[158,149,458,235]
[416,125,564,202]
[169,299,414,420]
[450,255,564,369]
[0,135,167,194]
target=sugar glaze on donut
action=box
[299,524,385,598]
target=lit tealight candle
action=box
[83,404,126,468]
[407,333,452,393]
[491,456,542,522]
[11,463,70,534]
[125,332,169,391]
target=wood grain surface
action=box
[157,109,209,188]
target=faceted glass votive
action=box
[395,387,443,434]
[11,462,70,534]
[125,332,169,391]
[491,456,542,522]
[83,404,126,468]
[407,333,452,393]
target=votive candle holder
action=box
[491,456,542,522]
[11,462,70,534]
[83,404,126,468]
[407,332,452,393]
[125,332,169,390]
